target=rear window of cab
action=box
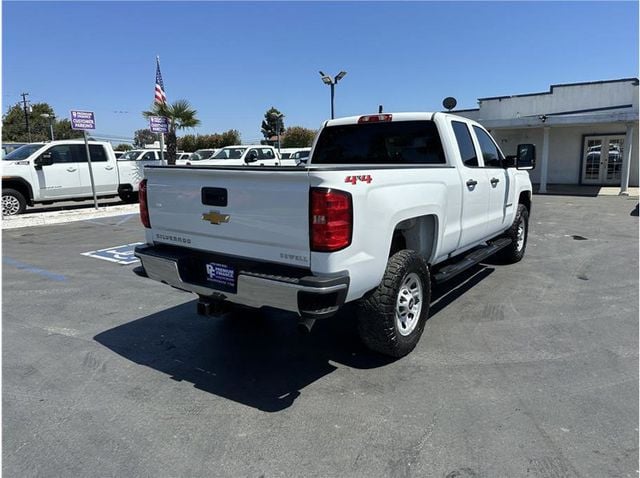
[312,120,445,165]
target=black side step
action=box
[433,237,511,284]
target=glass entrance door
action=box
[582,135,625,185]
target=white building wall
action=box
[450,109,480,121]
[490,124,639,186]
[479,80,638,119]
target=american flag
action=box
[154,56,167,105]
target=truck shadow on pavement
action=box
[94,264,494,413]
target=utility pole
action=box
[20,92,31,141]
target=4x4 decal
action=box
[344,175,372,185]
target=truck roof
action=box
[325,112,437,127]
[323,112,485,130]
[218,145,276,148]
[40,139,112,146]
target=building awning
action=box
[480,111,638,130]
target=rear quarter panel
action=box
[308,167,462,301]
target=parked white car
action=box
[195,145,280,166]
[118,149,165,161]
[2,140,165,215]
[174,152,193,165]
[290,148,311,165]
[275,147,311,166]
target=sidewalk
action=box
[2,204,140,230]
[533,184,639,198]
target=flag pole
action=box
[156,55,166,163]
[159,133,165,163]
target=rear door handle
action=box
[466,179,478,187]
[490,177,500,185]
[66,167,77,172]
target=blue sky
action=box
[3,1,638,145]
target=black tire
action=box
[356,250,431,358]
[2,188,26,216]
[118,191,138,203]
[495,203,529,264]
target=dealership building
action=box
[454,78,638,194]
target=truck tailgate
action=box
[145,167,311,267]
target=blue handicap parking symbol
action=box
[82,242,144,265]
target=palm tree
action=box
[143,99,200,164]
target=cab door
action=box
[34,144,82,198]
[76,144,118,195]
[451,120,491,247]
[258,147,280,166]
[471,125,510,236]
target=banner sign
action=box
[70,110,96,130]
[149,116,169,133]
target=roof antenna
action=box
[378,104,383,114]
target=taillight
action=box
[139,179,151,228]
[358,114,392,124]
[310,188,352,252]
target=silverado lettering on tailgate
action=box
[155,233,192,244]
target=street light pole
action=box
[330,83,335,120]
[319,70,347,119]
[274,112,284,156]
[40,113,55,141]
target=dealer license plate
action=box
[205,261,237,293]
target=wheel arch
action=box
[390,214,439,265]
[2,177,34,205]
[519,190,532,214]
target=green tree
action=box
[282,126,317,148]
[114,143,133,151]
[52,119,84,140]
[177,134,197,152]
[260,107,285,143]
[196,134,220,150]
[2,102,82,142]
[178,130,242,151]
[143,100,200,164]
[133,129,156,148]
[220,129,241,146]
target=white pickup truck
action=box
[2,140,165,215]
[134,112,535,357]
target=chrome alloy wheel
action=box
[2,194,20,216]
[395,272,423,336]
[516,216,526,251]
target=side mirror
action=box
[245,151,258,163]
[516,144,536,170]
[34,152,54,169]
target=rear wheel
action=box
[118,190,138,203]
[356,250,431,358]
[2,189,26,216]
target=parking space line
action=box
[115,214,137,226]
[3,257,67,282]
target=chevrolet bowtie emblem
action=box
[202,211,230,225]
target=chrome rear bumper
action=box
[134,245,349,318]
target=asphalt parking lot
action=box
[3,195,638,477]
